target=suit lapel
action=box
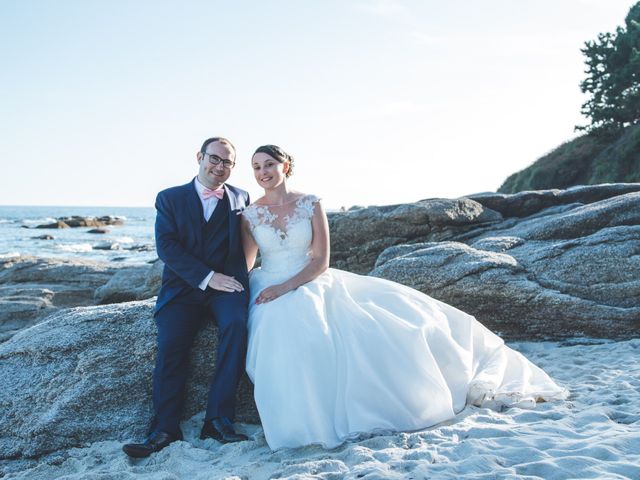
[185,180,205,242]
[225,185,240,248]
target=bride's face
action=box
[252,153,289,189]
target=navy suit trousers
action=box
[152,288,248,436]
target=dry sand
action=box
[4,339,639,480]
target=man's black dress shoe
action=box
[200,417,248,443]
[122,430,181,458]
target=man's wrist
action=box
[198,270,215,290]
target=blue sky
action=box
[1,0,636,208]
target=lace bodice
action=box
[243,194,321,274]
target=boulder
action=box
[93,242,121,251]
[124,243,156,252]
[94,260,163,304]
[469,191,640,242]
[97,215,125,226]
[0,256,119,303]
[328,198,502,274]
[0,285,54,342]
[0,255,163,342]
[467,183,640,218]
[59,216,103,228]
[370,191,640,340]
[143,259,163,298]
[35,220,69,229]
[329,184,640,275]
[0,256,124,342]
[0,300,258,460]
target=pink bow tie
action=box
[202,187,224,200]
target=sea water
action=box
[0,205,156,264]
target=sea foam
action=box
[57,244,93,253]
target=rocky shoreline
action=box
[32,215,124,229]
[330,183,640,339]
[1,183,639,463]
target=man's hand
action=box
[255,283,291,304]
[208,273,244,292]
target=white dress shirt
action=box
[194,177,221,221]
[194,178,222,290]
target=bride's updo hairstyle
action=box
[253,144,294,178]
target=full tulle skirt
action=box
[246,268,567,450]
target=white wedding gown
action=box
[243,195,567,450]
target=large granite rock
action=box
[0,256,164,342]
[467,183,640,218]
[329,183,640,275]
[0,256,124,342]
[328,198,502,274]
[0,285,54,342]
[94,260,163,304]
[0,256,119,297]
[370,190,640,339]
[0,299,258,460]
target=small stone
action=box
[93,242,121,251]
[124,244,155,252]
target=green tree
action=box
[578,2,640,134]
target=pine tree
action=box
[578,2,640,134]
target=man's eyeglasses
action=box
[204,153,235,169]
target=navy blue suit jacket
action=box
[154,179,250,316]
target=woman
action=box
[240,144,567,450]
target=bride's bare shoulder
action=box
[299,192,322,204]
[289,191,322,201]
[290,190,311,202]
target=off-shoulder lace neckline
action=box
[243,194,320,235]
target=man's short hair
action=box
[200,137,236,156]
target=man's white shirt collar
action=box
[194,177,225,200]
[193,178,223,221]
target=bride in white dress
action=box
[240,144,567,450]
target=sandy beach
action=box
[5,338,638,480]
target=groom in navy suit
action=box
[124,137,251,458]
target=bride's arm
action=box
[241,216,259,271]
[255,201,330,304]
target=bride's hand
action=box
[256,283,290,304]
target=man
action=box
[123,137,251,458]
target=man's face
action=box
[197,141,235,189]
